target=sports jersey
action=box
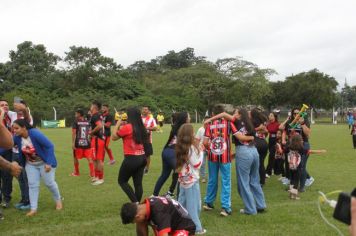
[178,146,203,188]
[21,136,43,164]
[253,120,267,139]
[142,115,157,143]
[102,112,114,137]
[90,112,105,139]
[288,150,301,170]
[285,119,310,142]
[144,197,196,236]
[72,118,91,149]
[233,120,255,146]
[157,114,164,122]
[351,124,356,135]
[204,118,237,163]
[117,124,145,156]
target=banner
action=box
[41,120,66,128]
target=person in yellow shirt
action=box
[156,112,165,133]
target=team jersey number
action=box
[210,137,227,155]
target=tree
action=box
[283,69,338,109]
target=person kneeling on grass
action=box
[176,124,206,234]
[120,196,196,236]
[12,119,62,216]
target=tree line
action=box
[0,41,349,125]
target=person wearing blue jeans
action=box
[25,163,61,211]
[12,119,63,216]
[153,112,190,197]
[204,161,231,213]
[299,142,311,191]
[236,145,266,215]
[153,147,177,196]
[199,151,207,182]
[179,182,203,232]
[12,152,30,210]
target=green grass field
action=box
[1,124,356,235]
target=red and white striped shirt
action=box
[178,146,203,188]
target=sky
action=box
[1,0,356,86]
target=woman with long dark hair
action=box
[12,119,62,217]
[250,108,268,186]
[112,107,148,203]
[233,109,266,214]
[153,112,190,197]
[204,108,266,215]
[280,107,311,192]
[266,112,280,176]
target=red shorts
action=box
[105,136,111,147]
[74,148,92,159]
[153,229,190,236]
[171,230,190,236]
[91,137,105,161]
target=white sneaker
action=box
[92,179,104,185]
[282,178,290,185]
[196,229,207,235]
[265,174,270,178]
[91,177,98,183]
[305,177,315,187]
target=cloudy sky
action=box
[1,0,356,86]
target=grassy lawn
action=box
[1,124,355,235]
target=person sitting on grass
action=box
[120,196,196,236]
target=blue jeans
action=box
[235,145,266,215]
[153,147,176,196]
[204,161,231,211]
[199,151,207,179]
[299,142,311,189]
[25,163,61,211]
[178,182,202,232]
[12,153,30,204]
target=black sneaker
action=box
[203,203,214,211]
[164,191,174,199]
[257,208,266,213]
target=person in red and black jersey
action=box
[120,196,196,236]
[112,107,148,203]
[202,105,236,217]
[71,109,95,178]
[101,104,116,165]
[89,101,106,185]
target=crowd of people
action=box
[2,99,355,236]
[119,104,326,235]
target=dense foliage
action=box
[0,41,341,125]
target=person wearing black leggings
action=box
[250,108,268,186]
[153,112,190,197]
[112,107,148,203]
[266,112,280,176]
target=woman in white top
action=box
[176,124,206,235]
